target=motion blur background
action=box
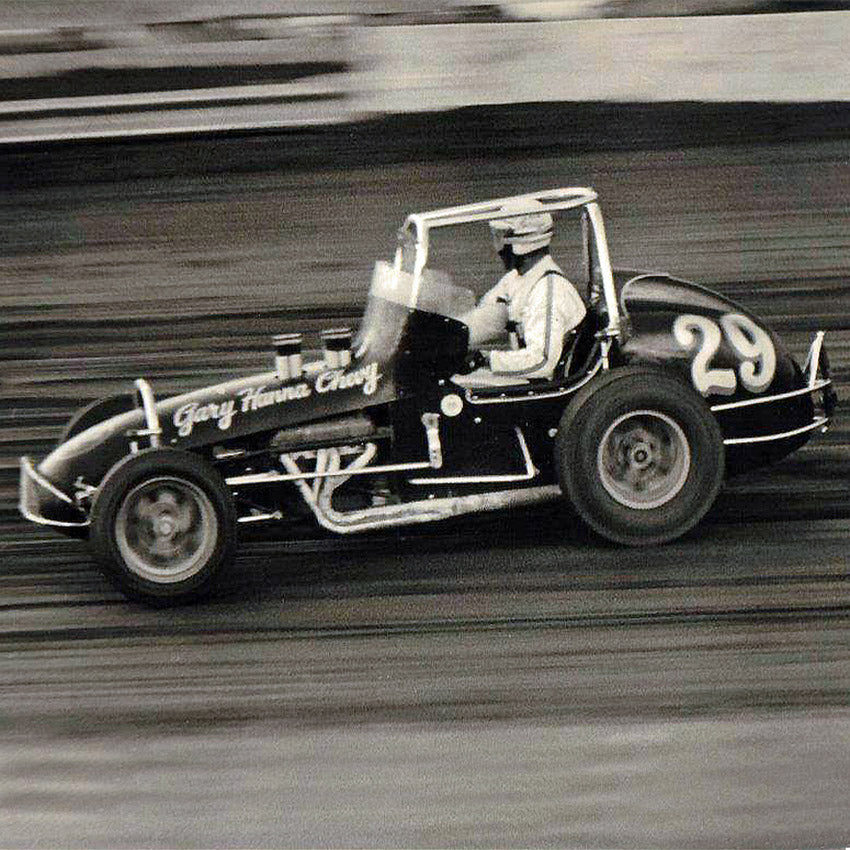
[2,2,850,848]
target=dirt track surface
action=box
[3,512,850,848]
[1,103,850,847]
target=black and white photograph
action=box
[1,1,849,847]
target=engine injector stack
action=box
[321,327,353,368]
[272,332,303,381]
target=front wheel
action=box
[89,449,237,605]
[554,367,725,546]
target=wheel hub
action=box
[114,477,219,583]
[597,410,691,510]
[629,439,653,470]
[155,513,176,538]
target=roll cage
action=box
[398,187,622,340]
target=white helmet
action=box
[489,199,554,255]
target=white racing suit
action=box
[457,254,587,386]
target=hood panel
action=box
[163,362,392,446]
[36,289,472,494]
[37,293,471,494]
[40,357,397,493]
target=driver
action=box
[456,199,586,385]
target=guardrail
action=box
[354,11,850,113]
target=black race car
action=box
[20,188,836,604]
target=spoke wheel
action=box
[554,366,724,546]
[90,449,236,605]
[115,478,219,583]
[597,410,690,510]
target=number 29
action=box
[672,313,776,397]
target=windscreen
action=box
[354,261,476,361]
[417,268,476,319]
[365,260,475,318]
[353,261,410,362]
[367,259,415,309]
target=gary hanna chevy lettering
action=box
[171,363,382,438]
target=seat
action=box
[563,309,602,377]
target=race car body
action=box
[20,187,836,604]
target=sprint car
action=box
[20,188,836,604]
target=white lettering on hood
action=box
[170,362,382,438]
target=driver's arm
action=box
[462,301,507,347]
[459,273,511,347]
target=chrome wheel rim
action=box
[597,410,691,510]
[114,477,218,583]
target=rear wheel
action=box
[90,449,236,605]
[554,367,724,545]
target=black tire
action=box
[89,448,237,605]
[554,366,724,546]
